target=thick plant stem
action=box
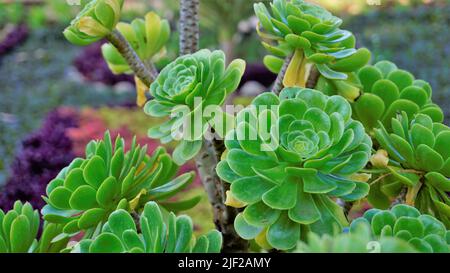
[178,0,247,252]
[179,0,199,55]
[337,198,353,220]
[106,29,154,86]
[391,187,408,208]
[271,54,293,95]
[144,59,159,80]
[306,66,320,89]
[195,141,248,252]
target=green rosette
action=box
[63,0,124,46]
[255,0,370,90]
[372,112,450,226]
[296,220,416,253]
[217,87,372,250]
[144,49,246,165]
[101,11,171,74]
[350,204,450,253]
[318,60,444,135]
[71,202,222,253]
[0,201,67,253]
[42,131,197,240]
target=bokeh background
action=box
[0,0,449,233]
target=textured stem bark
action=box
[106,29,154,86]
[271,54,293,95]
[337,198,353,220]
[391,187,407,208]
[306,66,320,89]
[143,59,159,80]
[179,0,247,252]
[179,0,199,55]
[195,140,248,252]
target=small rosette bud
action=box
[63,0,124,46]
[350,204,450,253]
[144,49,246,165]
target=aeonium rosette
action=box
[296,220,416,253]
[255,0,370,92]
[371,112,450,226]
[350,205,450,253]
[63,0,124,46]
[101,11,171,106]
[1,201,69,253]
[71,202,222,253]
[42,132,197,240]
[217,87,372,250]
[144,49,246,165]
[317,60,444,135]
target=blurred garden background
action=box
[0,0,449,234]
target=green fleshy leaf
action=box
[288,185,321,224]
[234,213,263,240]
[267,212,300,250]
[10,215,31,253]
[89,233,125,253]
[243,202,280,228]
[262,177,298,209]
[231,176,275,204]
[78,208,106,229]
[48,187,72,210]
[69,185,98,211]
[96,176,119,208]
[172,140,202,165]
[371,211,396,236]
[83,156,107,189]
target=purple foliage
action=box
[239,63,276,89]
[0,24,29,57]
[73,40,134,86]
[0,109,78,210]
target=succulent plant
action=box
[318,60,444,134]
[350,205,450,253]
[102,11,170,74]
[0,201,67,253]
[63,0,124,46]
[217,87,372,250]
[101,11,170,106]
[41,131,197,240]
[144,49,246,164]
[71,201,222,253]
[255,0,370,89]
[74,40,134,86]
[371,112,450,226]
[296,221,416,253]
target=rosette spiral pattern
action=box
[217,87,372,250]
[318,61,444,134]
[372,112,450,226]
[42,132,196,239]
[73,202,222,253]
[296,221,416,253]
[145,49,246,164]
[350,205,450,253]
[255,0,370,87]
[63,0,124,46]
